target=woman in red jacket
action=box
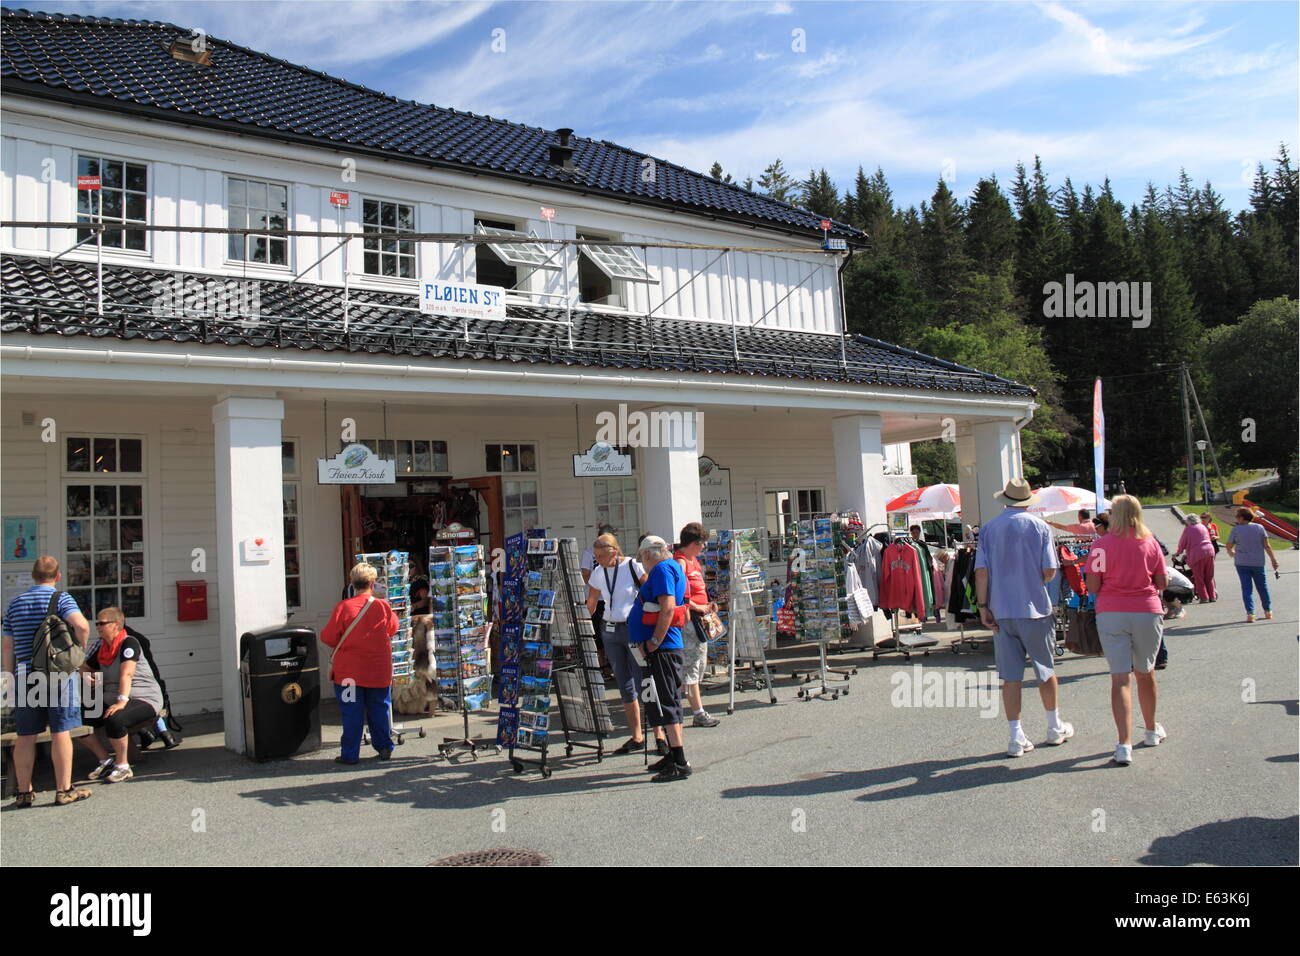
[321,563,400,764]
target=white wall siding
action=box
[3,103,846,334]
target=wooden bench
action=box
[1,726,93,798]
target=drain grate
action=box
[430,847,550,867]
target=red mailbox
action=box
[176,579,208,622]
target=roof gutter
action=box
[0,342,1036,415]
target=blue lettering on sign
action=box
[423,283,501,313]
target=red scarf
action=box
[97,624,127,666]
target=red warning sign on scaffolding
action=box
[329,191,350,207]
[539,206,556,220]
[77,175,101,190]
[819,219,831,230]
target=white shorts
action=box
[681,628,709,685]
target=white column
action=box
[960,419,1021,529]
[639,405,703,543]
[213,396,287,753]
[955,424,981,529]
[832,413,888,527]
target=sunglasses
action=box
[95,620,118,626]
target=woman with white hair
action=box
[628,535,692,781]
[320,562,401,765]
[1084,495,1167,766]
[1174,513,1217,603]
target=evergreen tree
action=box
[757,159,796,203]
[708,161,733,184]
[918,179,971,318]
[965,176,1017,274]
[799,168,841,219]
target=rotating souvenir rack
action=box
[428,542,496,759]
[497,537,611,777]
[782,518,853,701]
[354,551,422,746]
[703,528,777,715]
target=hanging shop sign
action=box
[317,443,396,484]
[698,456,733,529]
[420,281,506,321]
[572,441,633,477]
[435,522,477,541]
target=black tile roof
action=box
[0,254,1034,397]
[1,8,862,242]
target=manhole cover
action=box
[430,848,550,867]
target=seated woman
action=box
[79,607,165,783]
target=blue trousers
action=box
[334,683,393,761]
[1235,565,1271,615]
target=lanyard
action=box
[602,559,623,601]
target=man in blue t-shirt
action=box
[974,479,1069,759]
[2,556,92,806]
[628,535,692,781]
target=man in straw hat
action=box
[974,478,1073,757]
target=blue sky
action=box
[18,1,1299,213]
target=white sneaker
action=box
[1045,722,1075,746]
[87,757,114,781]
[1007,736,1035,757]
[1112,744,1133,766]
[1142,723,1167,747]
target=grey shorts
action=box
[1096,611,1163,674]
[681,626,709,685]
[993,616,1057,683]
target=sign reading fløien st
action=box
[421,281,506,321]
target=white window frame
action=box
[225,175,291,269]
[282,439,302,610]
[591,476,641,542]
[75,152,150,255]
[484,441,542,537]
[360,196,418,281]
[61,433,149,621]
[763,487,826,564]
[347,438,450,475]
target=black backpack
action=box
[124,624,182,732]
[30,591,85,675]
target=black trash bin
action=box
[240,624,320,761]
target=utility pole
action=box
[1180,362,1195,504]
[1185,369,1229,504]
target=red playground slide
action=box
[1234,494,1299,544]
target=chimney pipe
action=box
[549,129,576,169]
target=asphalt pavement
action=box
[3,505,1295,866]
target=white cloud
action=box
[1035,1,1225,76]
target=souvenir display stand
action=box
[781,519,853,701]
[354,550,425,744]
[872,530,939,661]
[428,537,497,759]
[703,529,776,715]
[497,537,611,777]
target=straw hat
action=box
[994,477,1041,508]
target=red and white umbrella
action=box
[886,483,961,517]
[1027,486,1097,516]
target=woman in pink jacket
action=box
[1174,515,1217,603]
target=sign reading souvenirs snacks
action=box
[702,529,776,714]
[498,536,611,776]
[698,457,733,529]
[355,550,412,685]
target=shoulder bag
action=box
[329,596,375,682]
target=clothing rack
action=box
[871,530,938,660]
[948,538,990,655]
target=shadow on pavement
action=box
[1138,815,1298,866]
[1258,699,1298,717]
[718,747,1113,803]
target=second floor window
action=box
[76,155,147,251]
[363,199,415,278]
[227,177,288,265]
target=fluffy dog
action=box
[393,614,437,715]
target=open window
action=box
[577,232,655,307]
[474,218,559,291]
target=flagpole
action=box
[1093,378,1105,512]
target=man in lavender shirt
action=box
[975,478,1069,757]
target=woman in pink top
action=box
[1174,515,1217,602]
[1084,495,1167,766]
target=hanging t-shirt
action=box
[879,540,925,618]
[627,559,686,649]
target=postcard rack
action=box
[497,537,611,777]
[704,529,777,715]
[782,519,853,700]
[428,542,497,760]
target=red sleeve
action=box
[1147,539,1165,575]
[320,602,348,648]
